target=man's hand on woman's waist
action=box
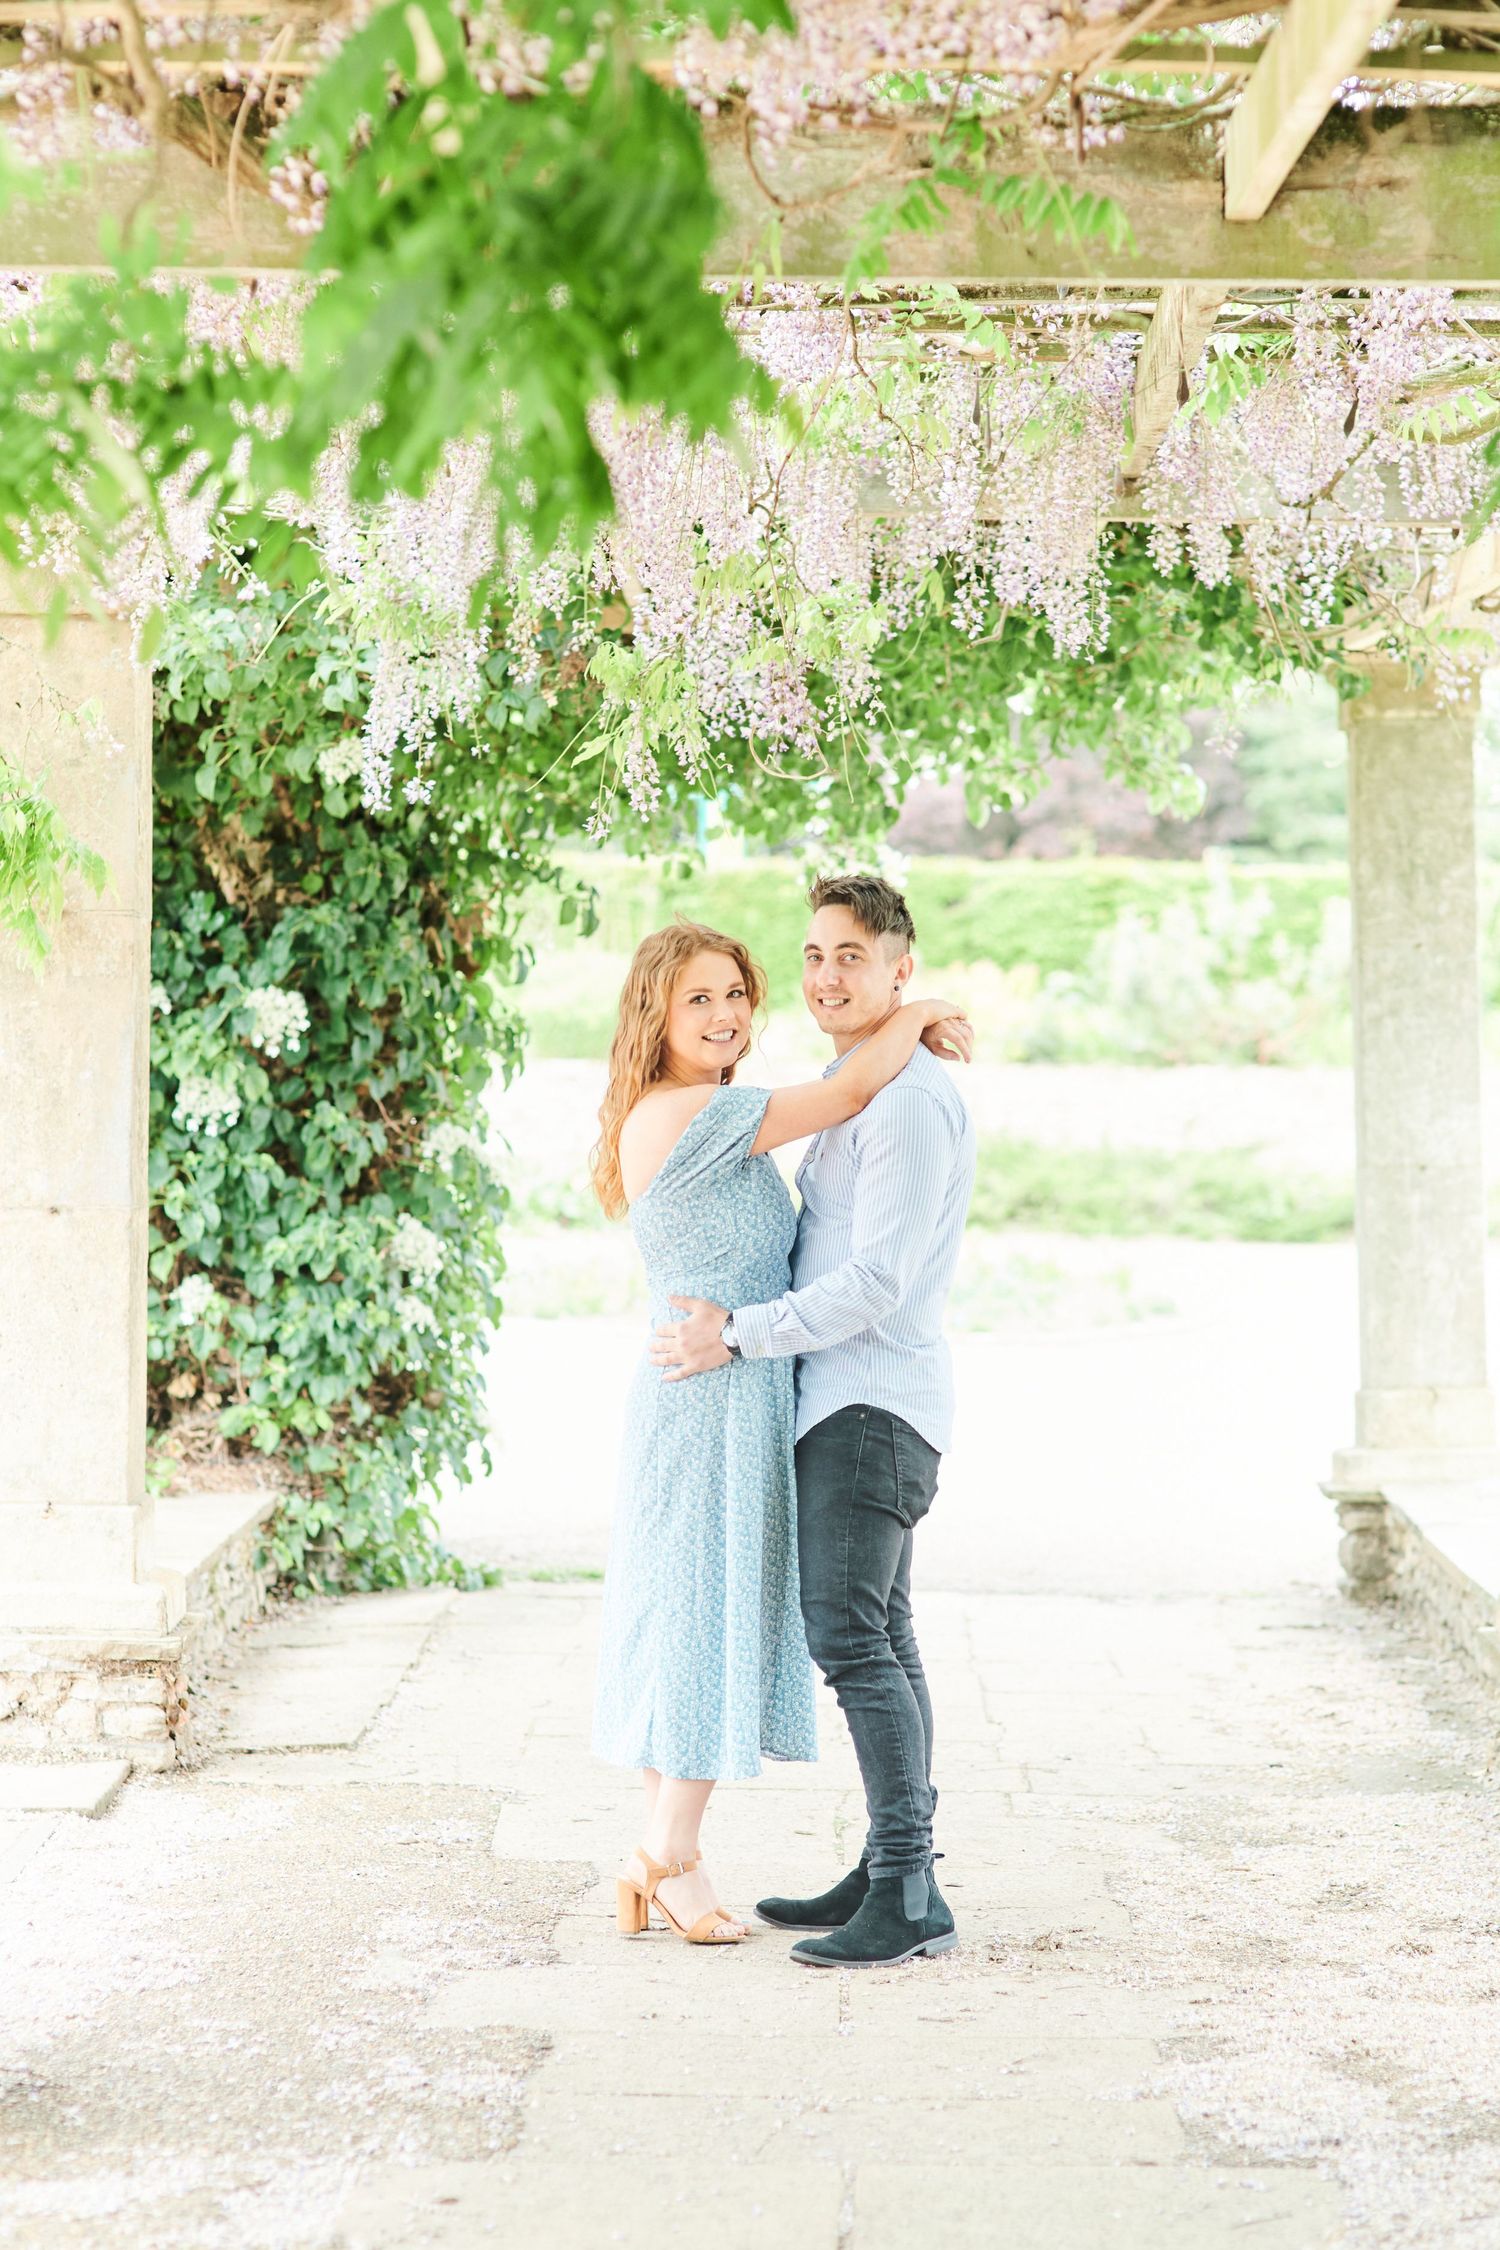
[650,1296,732,1381]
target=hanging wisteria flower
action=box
[390,1213,445,1284]
[173,1074,242,1139]
[174,1273,221,1328]
[244,985,311,1059]
[200,277,1500,827]
[672,0,1084,146]
[285,430,497,813]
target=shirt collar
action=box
[822,1039,870,1080]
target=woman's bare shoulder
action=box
[619,1084,717,1198]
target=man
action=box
[650,872,977,1968]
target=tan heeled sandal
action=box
[616,1848,746,1945]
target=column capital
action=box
[1340,658,1480,721]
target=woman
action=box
[590,918,969,1947]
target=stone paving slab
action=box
[336,2157,847,2250]
[534,2026,1154,2106]
[212,1588,456,1752]
[0,1760,129,1815]
[848,2163,1345,2250]
[838,1978,1206,2039]
[768,2094,1187,2166]
[511,2089,793,2163]
[422,1960,842,2035]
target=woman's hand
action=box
[919,1000,974,1065]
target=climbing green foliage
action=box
[148,567,603,1592]
[838,111,1133,288]
[0,749,107,971]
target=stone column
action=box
[1329,663,1498,1555]
[0,580,180,1640]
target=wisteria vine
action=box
[493,285,1499,832]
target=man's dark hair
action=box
[807,872,917,954]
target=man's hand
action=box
[650,1296,731,1382]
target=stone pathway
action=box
[7,1314,1500,2248]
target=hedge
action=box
[538,853,1352,1014]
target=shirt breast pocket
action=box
[800,1133,857,1221]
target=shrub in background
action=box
[1024,860,1352,1067]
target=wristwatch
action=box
[720,1316,742,1361]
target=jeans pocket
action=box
[890,1416,940,1532]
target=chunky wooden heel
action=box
[615,1847,745,1945]
[616,1879,650,1935]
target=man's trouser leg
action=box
[796,1404,942,1880]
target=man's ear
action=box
[892,950,915,993]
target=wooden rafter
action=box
[1224,0,1401,222]
[1095,39,1500,82]
[1121,285,1226,483]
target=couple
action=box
[589,872,977,1968]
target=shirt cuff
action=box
[729,1298,776,1360]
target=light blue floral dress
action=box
[592,1085,819,1782]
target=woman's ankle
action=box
[642,1838,699,1869]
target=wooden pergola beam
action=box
[11,31,1500,85]
[6,109,1496,280]
[704,110,1500,290]
[1224,0,1400,222]
[1121,285,1225,483]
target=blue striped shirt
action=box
[731,1044,977,1453]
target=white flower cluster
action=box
[245,985,311,1059]
[427,1122,504,1179]
[395,1293,438,1338]
[390,1214,445,1283]
[427,1122,473,1168]
[174,1273,220,1327]
[173,1074,241,1138]
[149,982,173,1017]
[318,737,365,788]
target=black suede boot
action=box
[755,1856,870,1933]
[789,1870,956,1968]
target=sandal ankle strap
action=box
[636,1845,700,1882]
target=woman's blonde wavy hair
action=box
[591,918,766,1219]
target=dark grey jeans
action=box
[795,1404,942,1881]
